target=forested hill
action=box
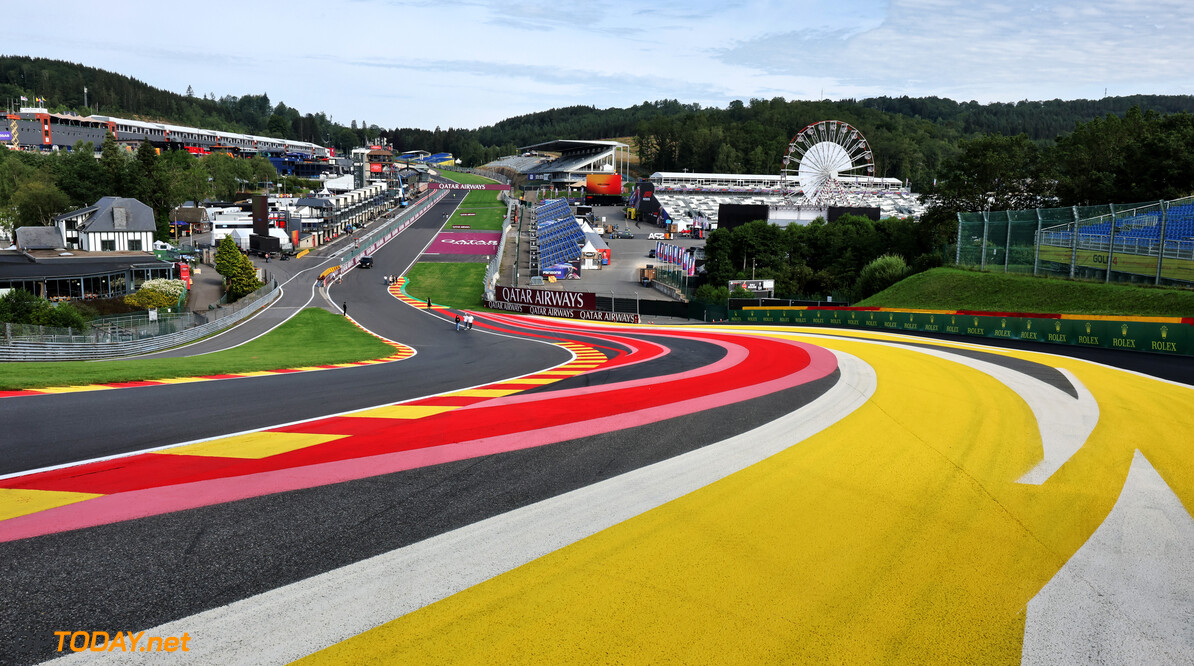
[5,55,1194,183]
[858,95,1194,141]
[0,56,373,152]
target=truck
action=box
[249,233,282,257]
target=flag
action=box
[19,96,27,101]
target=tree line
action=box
[0,56,380,154]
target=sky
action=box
[5,0,1194,132]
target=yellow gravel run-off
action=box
[298,333,1194,664]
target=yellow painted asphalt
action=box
[299,330,1194,664]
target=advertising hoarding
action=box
[586,174,622,195]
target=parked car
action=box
[648,249,656,258]
[359,256,374,269]
[611,231,634,239]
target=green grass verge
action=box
[403,262,487,310]
[461,189,506,207]
[0,308,395,390]
[445,205,507,231]
[436,171,496,185]
[859,267,1194,317]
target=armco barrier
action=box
[731,307,1194,356]
[0,281,281,361]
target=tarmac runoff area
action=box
[22,318,1194,665]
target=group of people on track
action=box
[455,314,474,331]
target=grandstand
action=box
[529,199,586,274]
[512,140,631,189]
[648,171,924,228]
[486,155,550,173]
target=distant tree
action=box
[124,288,177,310]
[855,254,910,299]
[99,131,130,196]
[186,85,194,98]
[693,284,729,305]
[226,253,262,300]
[55,141,107,206]
[12,180,70,228]
[0,289,87,328]
[214,235,241,278]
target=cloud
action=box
[4,0,1193,131]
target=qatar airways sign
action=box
[429,183,511,191]
[495,286,596,311]
[485,299,638,323]
[426,231,501,255]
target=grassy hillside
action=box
[858,268,1194,317]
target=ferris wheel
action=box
[780,120,875,205]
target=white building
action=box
[55,197,157,252]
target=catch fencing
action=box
[956,196,1194,286]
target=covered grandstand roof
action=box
[519,139,628,153]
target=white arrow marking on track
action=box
[1022,450,1194,665]
[1016,367,1100,485]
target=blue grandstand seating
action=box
[531,199,585,270]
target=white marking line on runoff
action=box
[1022,450,1194,665]
[787,330,1102,486]
[60,350,875,665]
[1017,367,1099,485]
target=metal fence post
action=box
[1004,210,1013,272]
[1156,200,1168,285]
[1069,206,1079,279]
[1033,209,1042,275]
[980,211,989,270]
[1105,210,1118,283]
[955,214,962,265]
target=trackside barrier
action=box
[0,280,281,361]
[731,307,1194,357]
[324,191,448,283]
[484,201,518,302]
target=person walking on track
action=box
[455,314,462,331]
